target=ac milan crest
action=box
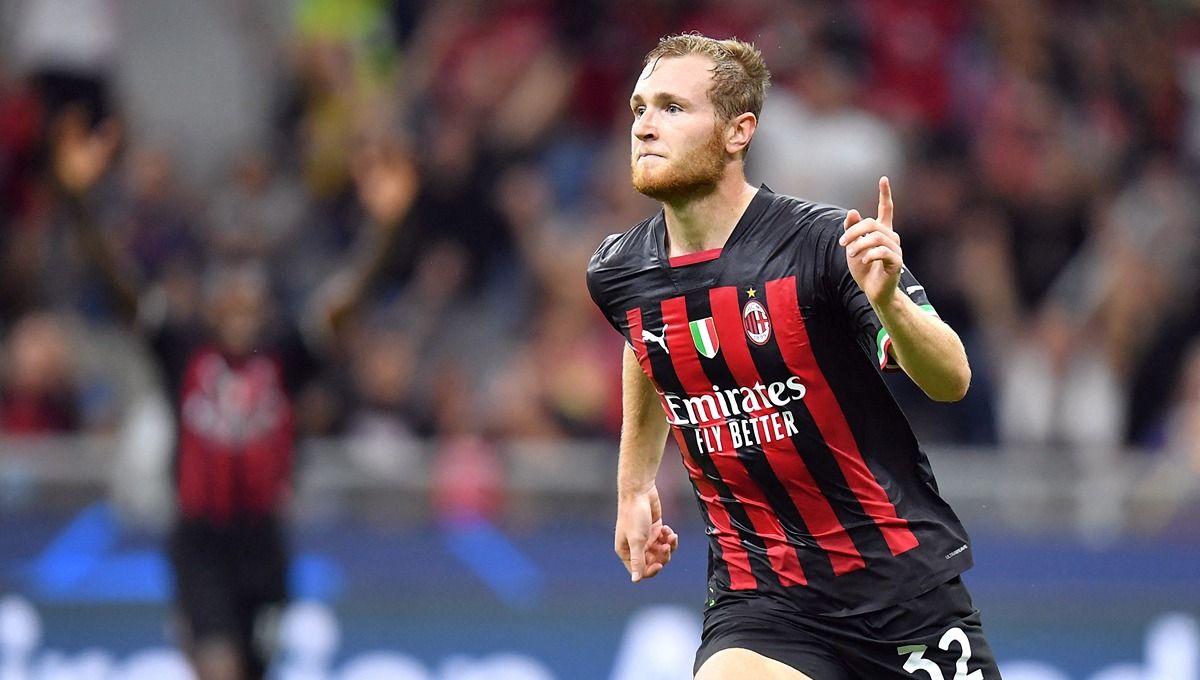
[742,299,772,345]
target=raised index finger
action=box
[878,176,893,229]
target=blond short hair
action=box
[642,33,771,123]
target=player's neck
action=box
[662,177,758,258]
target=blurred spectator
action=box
[993,153,1200,541]
[749,21,906,209]
[488,160,629,441]
[114,142,202,283]
[0,68,44,224]
[10,0,118,125]
[53,110,419,680]
[877,141,1004,444]
[427,360,508,523]
[1165,342,1200,476]
[1132,339,1200,531]
[0,70,49,325]
[0,312,80,435]
[486,301,621,441]
[399,119,514,297]
[342,317,423,478]
[205,150,305,265]
[431,434,506,523]
[997,155,1200,450]
[278,0,399,199]
[0,0,1195,497]
[1126,297,1200,448]
[859,0,966,133]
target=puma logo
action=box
[641,324,669,354]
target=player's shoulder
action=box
[586,212,660,282]
[586,212,663,314]
[758,189,847,240]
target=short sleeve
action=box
[585,233,630,337]
[824,218,939,371]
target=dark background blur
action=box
[1,1,1199,679]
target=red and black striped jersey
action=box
[150,322,317,525]
[586,187,972,616]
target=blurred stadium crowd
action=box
[1,0,1199,477]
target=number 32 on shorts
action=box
[896,627,984,680]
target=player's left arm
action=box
[840,177,971,402]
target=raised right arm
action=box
[53,110,139,324]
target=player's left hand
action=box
[839,176,902,307]
[640,520,680,580]
[616,485,679,582]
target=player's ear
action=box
[725,112,757,156]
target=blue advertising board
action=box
[2,503,1198,679]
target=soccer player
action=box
[52,111,417,680]
[586,34,1003,679]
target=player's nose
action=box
[632,111,657,140]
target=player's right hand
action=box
[52,107,121,196]
[615,485,679,582]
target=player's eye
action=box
[666,103,683,113]
[633,105,646,118]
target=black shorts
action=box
[696,577,1001,679]
[168,516,288,656]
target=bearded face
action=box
[628,55,739,204]
[631,123,728,203]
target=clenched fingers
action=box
[638,524,679,580]
[856,245,903,268]
[844,229,901,262]
[841,213,897,239]
[842,217,900,255]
